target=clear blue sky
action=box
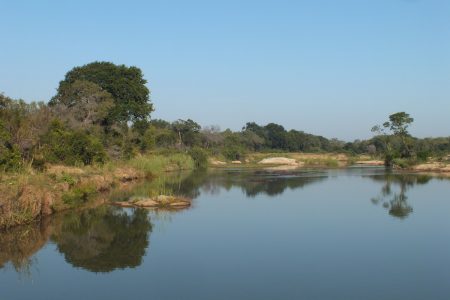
[1,0,449,141]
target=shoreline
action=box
[2,153,449,230]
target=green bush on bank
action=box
[188,147,208,169]
[0,121,22,172]
[40,120,107,166]
[62,185,97,207]
[222,146,246,161]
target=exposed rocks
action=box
[111,195,191,210]
[258,157,298,165]
[210,160,227,166]
[134,199,159,207]
[231,160,242,164]
[355,160,385,166]
[264,164,304,171]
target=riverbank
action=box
[0,153,194,229]
[2,152,450,229]
[210,153,450,173]
[210,153,379,169]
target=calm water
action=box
[1,167,450,300]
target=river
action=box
[1,167,450,300]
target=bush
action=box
[416,151,430,162]
[188,147,208,169]
[140,126,156,151]
[392,158,415,169]
[222,146,245,161]
[62,185,97,207]
[41,120,107,166]
[0,121,22,172]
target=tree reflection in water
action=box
[368,173,432,219]
[116,169,329,201]
[0,218,52,275]
[51,206,151,273]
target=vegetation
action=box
[370,112,442,166]
[2,60,450,174]
[1,61,450,229]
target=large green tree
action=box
[50,62,153,124]
[52,80,114,130]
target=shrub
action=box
[62,185,97,206]
[416,151,430,163]
[0,121,22,172]
[60,174,76,187]
[392,158,415,169]
[188,147,208,169]
[41,120,107,166]
[140,126,156,151]
[222,146,245,161]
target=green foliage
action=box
[60,174,76,187]
[0,93,52,161]
[372,112,416,165]
[171,119,201,147]
[0,120,22,172]
[50,80,114,130]
[222,146,245,161]
[128,153,194,176]
[265,123,287,149]
[392,158,416,169]
[51,61,153,124]
[386,112,414,136]
[62,185,97,207]
[140,126,156,151]
[41,120,107,166]
[188,147,209,169]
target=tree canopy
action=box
[50,62,153,125]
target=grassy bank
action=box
[0,153,194,229]
[2,151,449,229]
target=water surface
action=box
[1,167,450,300]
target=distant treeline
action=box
[1,61,450,171]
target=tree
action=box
[171,119,201,147]
[50,62,153,125]
[386,112,414,136]
[0,94,53,162]
[201,125,224,149]
[372,112,415,165]
[52,80,114,130]
[264,123,287,149]
[386,112,414,157]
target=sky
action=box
[1,0,449,141]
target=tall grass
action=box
[127,153,194,176]
[303,158,339,167]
